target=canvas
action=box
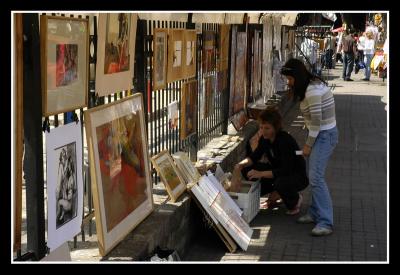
[46,122,84,252]
[180,80,197,140]
[167,29,184,83]
[41,16,89,116]
[153,29,168,90]
[84,93,153,256]
[183,30,197,79]
[95,13,137,97]
[151,150,186,202]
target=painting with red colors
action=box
[84,93,153,256]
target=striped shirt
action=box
[300,81,336,147]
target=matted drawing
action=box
[203,30,216,73]
[95,13,137,97]
[183,30,197,79]
[203,75,215,119]
[180,80,197,140]
[46,122,84,252]
[167,29,184,82]
[218,24,230,71]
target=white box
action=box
[228,180,260,223]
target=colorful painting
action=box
[41,15,88,116]
[56,44,78,87]
[95,113,147,232]
[153,29,168,90]
[84,93,153,256]
[203,31,216,73]
[181,80,197,140]
[104,13,131,74]
[95,13,137,97]
[151,150,186,202]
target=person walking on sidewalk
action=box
[234,108,309,215]
[362,31,376,81]
[280,58,339,236]
[339,29,358,81]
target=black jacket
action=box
[249,130,307,179]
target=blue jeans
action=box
[306,126,338,229]
[364,53,374,80]
[342,53,354,79]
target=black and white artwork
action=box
[46,121,83,252]
[55,142,78,228]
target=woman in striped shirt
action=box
[280,58,338,236]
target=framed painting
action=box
[84,93,153,256]
[151,150,186,203]
[183,30,197,79]
[167,29,184,83]
[95,13,137,97]
[40,15,89,116]
[180,80,197,140]
[153,28,168,90]
[218,24,230,71]
[203,75,215,119]
[45,122,84,252]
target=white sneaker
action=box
[297,214,314,224]
[311,226,333,236]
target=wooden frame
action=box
[95,13,137,97]
[167,29,184,83]
[84,93,153,256]
[151,150,186,203]
[13,13,23,252]
[40,15,89,116]
[180,80,197,140]
[153,28,168,90]
[183,30,197,79]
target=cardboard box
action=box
[228,180,260,223]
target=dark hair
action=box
[258,107,282,132]
[280,58,327,101]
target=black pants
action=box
[241,163,309,210]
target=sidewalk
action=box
[183,65,388,262]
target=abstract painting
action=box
[84,93,153,256]
[41,15,89,116]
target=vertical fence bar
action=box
[22,13,46,261]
